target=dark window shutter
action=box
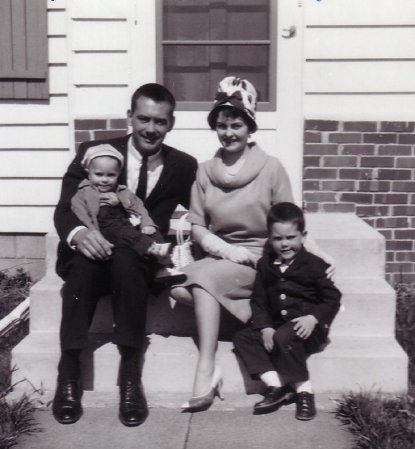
[0,0,48,100]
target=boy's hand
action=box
[292,315,318,340]
[261,327,275,352]
[142,226,157,235]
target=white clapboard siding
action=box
[305,61,415,93]
[0,151,70,178]
[0,207,54,233]
[48,0,66,10]
[48,9,67,35]
[0,125,69,149]
[70,0,131,19]
[174,111,279,131]
[0,180,61,206]
[304,93,415,120]
[306,0,415,26]
[0,97,68,124]
[72,21,129,51]
[49,37,67,64]
[72,53,129,85]
[49,65,68,94]
[74,87,130,118]
[305,27,415,60]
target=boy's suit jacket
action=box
[251,247,341,334]
[54,135,197,277]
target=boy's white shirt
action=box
[67,136,164,247]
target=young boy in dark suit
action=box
[234,202,341,420]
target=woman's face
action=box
[215,110,250,154]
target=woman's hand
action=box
[261,327,275,352]
[226,246,258,267]
[292,315,318,340]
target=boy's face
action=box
[87,156,121,192]
[269,221,306,263]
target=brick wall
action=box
[75,119,128,152]
[304,120,415,285]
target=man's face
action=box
[127,96,175,155]
[269,221,306,262]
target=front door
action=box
[131,0,304,201]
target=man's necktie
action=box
[136,155,148,200]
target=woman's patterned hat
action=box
[208,76,258,131]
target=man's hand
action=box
[261,327,275,352]
[72,228,113,260]
[142,226,157,235]
[292,315,318,340]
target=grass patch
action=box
[0,378,41,449]
[0,269,31,321]
[0,269,39,448]
[335,392,415,449]
[335,283,415,448]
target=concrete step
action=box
[12,333,407,396]
[29,275,397,338]
[307,213,385,278]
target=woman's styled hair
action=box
[266,202,306,232]
[130,83,176,113]
[207,105,257,133]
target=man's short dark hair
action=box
[267,202,305,232]
[130,83,176,113]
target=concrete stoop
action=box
[12,214,408,399]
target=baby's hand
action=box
[292,315,318,340]
[100,192,119,206]
[261,327,275,352]
[142,225,157,235]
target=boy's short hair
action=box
[130,83,176,114]
[267,202,305,232]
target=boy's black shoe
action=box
[253,385,296,415]
[52,380,83,424]
[295,392,316,421]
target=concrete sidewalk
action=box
[17,394,353,449]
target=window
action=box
[0,0,48,100]
[158,0,276,110]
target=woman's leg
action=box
[169,286,194,306]
[191,287,221,397]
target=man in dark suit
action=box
[52,84,197,426]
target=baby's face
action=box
[269,221,306,262]
[87,156,121,192]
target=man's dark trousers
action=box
[60,247,151,352]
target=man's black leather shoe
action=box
[295,392,316,420]
[119,379,149,427]
[253,385,296,415]
[52,381,83,424]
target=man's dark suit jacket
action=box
[251,247,341,334]
[54,135,198,278]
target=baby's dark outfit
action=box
[234,247,341,385]
[71,180,164,258]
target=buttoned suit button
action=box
[281,310,287,316]
[280,294,286,300]
[280,277,286,282]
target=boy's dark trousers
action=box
[234,321,327,384]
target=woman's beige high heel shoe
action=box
[181,367,224,413]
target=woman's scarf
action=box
[203,143,269,188]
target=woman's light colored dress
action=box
[180,143,294,321]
